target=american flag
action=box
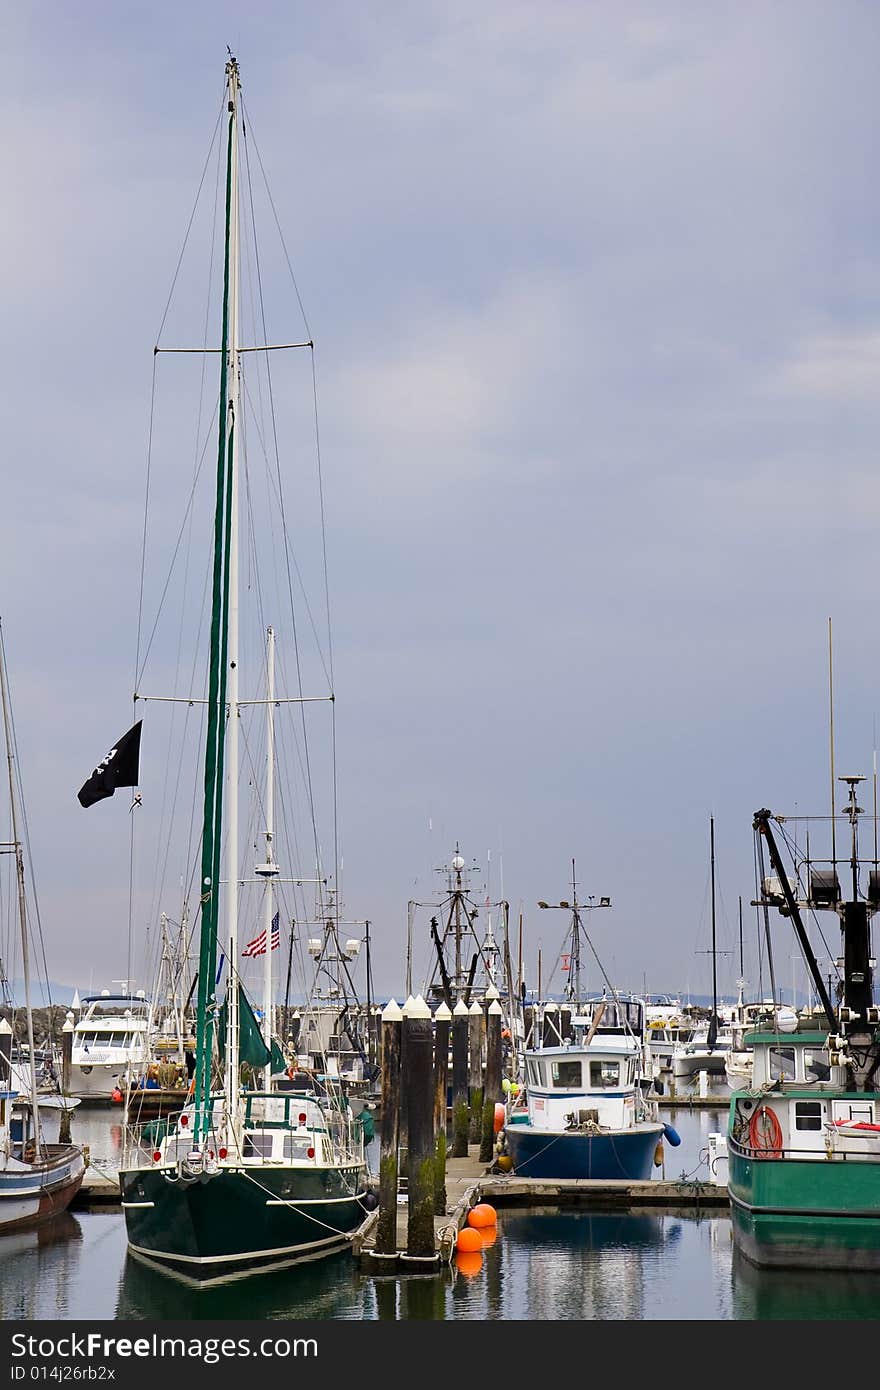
[242,912,281,958]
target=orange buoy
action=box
[467,1202,497,1230]
[478,1225,497,1249]
[456,1224,483,1253]
[493,1103,505,1133]
[111,1088,123,1104]
[454,1250,483,1277]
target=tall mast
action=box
[194,54,240,1143]
[569,857,582,1004]
[260,626,278,1089]
[223,52,242,1132]
[0,624,42,1152]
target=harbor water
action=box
[4,1093,879,1321]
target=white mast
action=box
[259,625,279,1089]
[0,627,42,1153]
[223,54,242,1136]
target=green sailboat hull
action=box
[728,1146,880,1271]
[121,1162,368,1284]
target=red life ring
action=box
[748,1105,783,1158]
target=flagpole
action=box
[260,626,278,1088]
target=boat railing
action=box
[727,1130,880,1162]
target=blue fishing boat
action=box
[501,862,677,1180]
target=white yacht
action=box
[644,999,700,1072]
[63,990,155,1102]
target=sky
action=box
[3,2,880,1010]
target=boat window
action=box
[526,1059,542,1086]
[589,1060,620,1088]
[803,1049,831,1082]
[283,1135,315,1161]
[551,1060,582,1088]
[243,1133,274,1158]
[769,1046,796,1081]
[794,1101,822,1131]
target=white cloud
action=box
[769,329,880,400]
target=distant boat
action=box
[501,861,673,1180]
[643,1000,699,1073]
[64,990,156,1102]
[0,622,85,1233]
[671,816,731,1083]
[727,789,880,1270]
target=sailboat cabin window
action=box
[589,1060,621,1088]
[769,1046,796,1081]
[551,1060,583,1088]
[243,1133,274,1158]
[794,1101,822,1131]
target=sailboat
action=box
[671,816,733,1083]
[727,782,880,1270]
[117,55,369,1284]
[0,621,85,1232]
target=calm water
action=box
[4,1092,878,1321]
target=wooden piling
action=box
[375,998,402,1263]
[402,995,440,1271]
[0,1017,11,1087]
[432,1000,451,1215]
[468,998,484,1143]
[61,1011,74,1094]
[451,998,470,1158]
[480,998,503,1163]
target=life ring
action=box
[748,1105,783,1158]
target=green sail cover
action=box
[217,985,272,1069]
[270,1040,286,1074]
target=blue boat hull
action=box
[505,1123,664,1180]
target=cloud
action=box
[768,329,880,400]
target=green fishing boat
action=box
[726,782,880,1271]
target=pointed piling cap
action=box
[453,997,469,1017]
[0,1017,11,1035]
[401,995,416,1016]
[488,1000,504,1016]
[382,998,403,1022]
[408,994,431,1020]
[469,999,483,1016]
[434,1001,452,1021]
[62,1012,75,1031]
[484,984,500,1001]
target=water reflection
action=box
[117,1248,375,1320]
[730,1246,880,1320]
[0,1212,84,1319]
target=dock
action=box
[72,1162,121,1210]
[353,1144,728,1273]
